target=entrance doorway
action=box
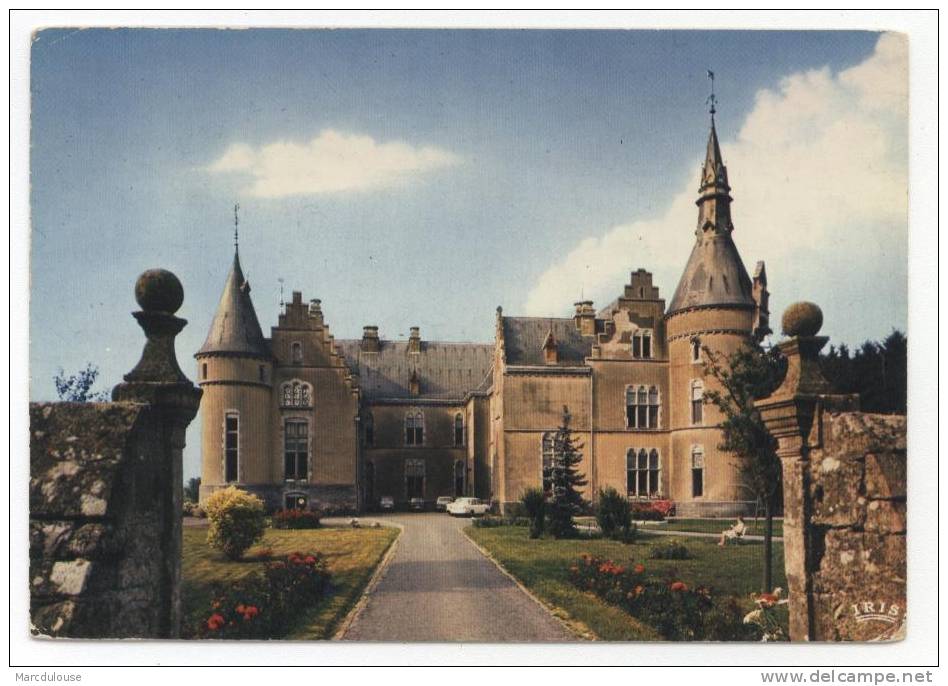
[405,458,425,499]
[454,460,465,497]
[285,493,308,511]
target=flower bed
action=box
[197,551,330,639]
[568,553,757,640]
[271,509,322,529]
[630,500,675,521]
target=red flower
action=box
[206,613,225,631]
[670,581,687,592]
[634,585,644,596]
[304,555,317,565]
[634,564,645,574]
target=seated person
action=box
[718,515,747,546]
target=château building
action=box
[196,117,770,516]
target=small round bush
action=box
[596,487,632,539]
[205,487,267,560]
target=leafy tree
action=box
[520,487,546,539]
[54,363,110,402]
[702,342,785,592]
[821,330,906,414]
[184,477,202,503]
[545,406,588,539]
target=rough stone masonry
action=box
[29,269,201,638]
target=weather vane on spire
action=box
[233,202,240,252]
[706,70,717,119]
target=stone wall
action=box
[30,403,177,637]
[29,269,201,638]
[805,411,906,641]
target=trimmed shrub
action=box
[205,487,267,560]
[596,487,632,540]
[271,509,322,529]
[520,487,547,539]
[649,542,692,560]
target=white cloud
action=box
[206,129,460,198]
[523,33,907,343]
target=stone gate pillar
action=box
[112,269,202,637]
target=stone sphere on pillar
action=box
[781,301,823,337]
[135,269,184,314]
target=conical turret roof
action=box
[196,251,269,357]
[667,120,754,315]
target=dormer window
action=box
[291,341,303,364]
[632,329,652,359]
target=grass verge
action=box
[182,525,399,639]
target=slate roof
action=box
[666,233,755,314]
[197,252,270,357]
[501,317,593,367]
[336,339,493,401]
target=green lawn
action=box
[641,518,784,538]
[182,525,399,639]
[467,525,785,641]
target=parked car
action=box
[379,495,395,511]
[446,497,491,517]
[435,496,455,511]
[410,497,426,511]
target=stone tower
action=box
[664,116,769,516]
[195,246,273,502]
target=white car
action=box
[446,497,491,517]
[435,496,455,511]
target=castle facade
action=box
[196,120,770,517]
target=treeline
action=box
[820,330,906,415]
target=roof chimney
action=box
[361,325,380,353]
[408,326,421,354]
[573,300,596,337]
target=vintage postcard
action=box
[21,17,918,656]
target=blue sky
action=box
[29,29,906,479]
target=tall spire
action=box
[666,102,754,316]
[196,214,269,358]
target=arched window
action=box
[405,458,425,499]
[454,413,465,447]
[284,419,308,481]
[632,329,653,359]
[364,412,374,447]
[541,432,555,494]
[691,339,701,363]
[291,341,303,364]
[626,385,660,429]
[691,445,705,497]
[405,411,424,446]
[691,380,704,425]
[281,380,312,408]
[202,363,208,380]
[627,448,661,497]
[259,365,266,382]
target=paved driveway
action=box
[339,513,574,642]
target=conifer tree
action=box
[545,405,588,539]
